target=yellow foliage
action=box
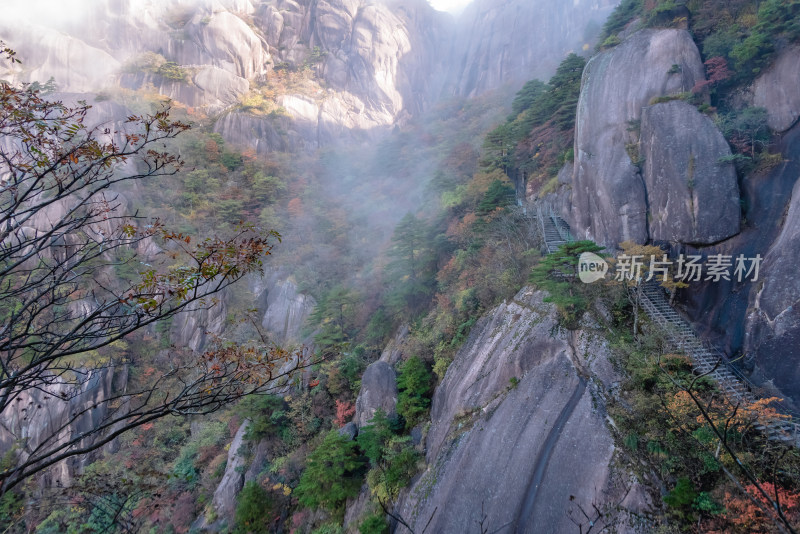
[615,240,689,294]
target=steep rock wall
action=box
[170,298,228,353]
[446,0,617,98]
[257,275,316,344]
[745,175,800,402]
[0,366,127,488]
[354,361,398,428]
[212,420,251,519]
[393,289,647,533]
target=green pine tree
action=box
[295,430,365,513]
[529,241,605,328]
[233,481,273,534]
[385,214,436,318]
[477,179,516,214]
[306,285,359,348]
[396,356,432,428]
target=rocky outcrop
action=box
[3,0,614,143]
[753,46,800,132]
[259,276,316,344]
[745,176,800,402]
[394,288,647,533]
[571,29,706,247]
[640,100,740,244]
[170,298,227,352]
[354,361,398,428]
[379,324,409,365]
[0,22,120,92]
[120,66,250,113]
[446,0,617,97]
[0,367,125,488]
[214,112,291,154]
[212,420,250,518]
[338,421,358,441]
[184,11,270,80]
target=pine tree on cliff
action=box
[529,241,605,327]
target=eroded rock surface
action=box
[571,29,706,247]
[212,420,250,518]
[170,298,228,353]
[0,367,125,488]
[640,100,740,244]
[354,361,398,428]
[446,0,617,97]
[753,46,800,132]
[394,289,647,533]
[259,276,316,344]
[745,176,800,401]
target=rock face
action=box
[259,276,316,344]
[753,46,800,132]
[354,361,398,428]
[640,100,740,244]
[394,289,645,533]
[338,421,358,441]
[2,0,619,142]
[0,22,120,92]
[170,298,228,353]
[571,29,706,247]
[0,367,124,488]
[214,112,292,155]
[120,66,250,113]
[185,11,270,80]
[378,324,409,365]
[447,0,617,97]
[212,420,250,518]
[745,176,800,401]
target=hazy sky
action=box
[428,0,472,14]
[5,0,475,17]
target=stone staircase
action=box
[536,203,573,254]
[533,202,800,447]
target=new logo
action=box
[578,252,608,284]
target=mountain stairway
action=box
[531,202,800,447]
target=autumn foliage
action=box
[334,400,356,427]
[702,482,800,533]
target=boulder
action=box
[640,100,741,244]
[186,11,270,80]
[379,324,409,365]
[354,361,398,428]
[191,66,250,109]
[571,29,706,247]
[337,421,358,441]
[753,46,800,132]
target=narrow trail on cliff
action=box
[512,375,587,532]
